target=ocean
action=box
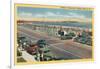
[32,22,92,29]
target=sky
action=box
[17,7,93,21]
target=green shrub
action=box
[17,50,22,56]
[17,57,26,62]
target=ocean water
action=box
[32,22,92,29]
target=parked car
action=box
[25,44,38,55]
[73,31,92,46]
[60,32,76,40]
[36,40,54,61]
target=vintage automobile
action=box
[58,31,76,40]
[36,39,54,61]
[17,36,26,44]
[73,31,92,46]
[25,44,38,55]
[36,39,48,48]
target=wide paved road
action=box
[17,25,92,60]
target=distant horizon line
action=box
[17,18,92,23]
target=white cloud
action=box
[18,12,33,18]
[34,14,43,17]
[33,12,71,18]
[18,11,87,19]
[46,12,56,16]
[68,12,86,18]
[68,12,92,22]
[18,11,91,22]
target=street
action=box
[17,24,92,61]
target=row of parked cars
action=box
[57,30,92,46]
[73,31,92,46]
[17,36,54,61]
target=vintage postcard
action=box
[14,4,94,65]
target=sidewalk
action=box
[22,51,36,62]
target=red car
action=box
[25,44,38,55]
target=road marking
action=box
[49,44,81,58]
[50,43,64,46]
[18,31,39,40]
